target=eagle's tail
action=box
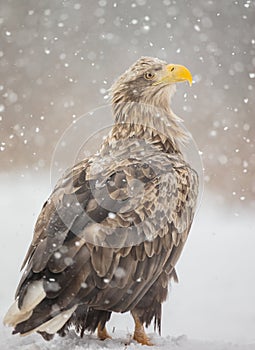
[3,280,76,337]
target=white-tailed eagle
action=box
[4,57,198,346]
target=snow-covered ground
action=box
[0,328,255,350]
[0,172,255,349]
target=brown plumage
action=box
[4,57,198,346]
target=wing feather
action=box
[91,246,114,278]
[11,138,198,336]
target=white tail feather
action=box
[3,301,33,327]
[21,305,77,336]
[4,280,46,327]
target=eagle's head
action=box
[110,56,192,110]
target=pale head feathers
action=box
[109,56,189,150]
[110,56,177,111]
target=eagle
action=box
[4,57,198,346]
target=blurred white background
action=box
[0,0,254,348]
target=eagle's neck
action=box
[106,99,189,155]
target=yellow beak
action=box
[154,64,193,86]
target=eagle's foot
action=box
[132,313,153,346]
[97,323,112,341]
[133,329,153,346]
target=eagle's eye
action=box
[144,71,156,80]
